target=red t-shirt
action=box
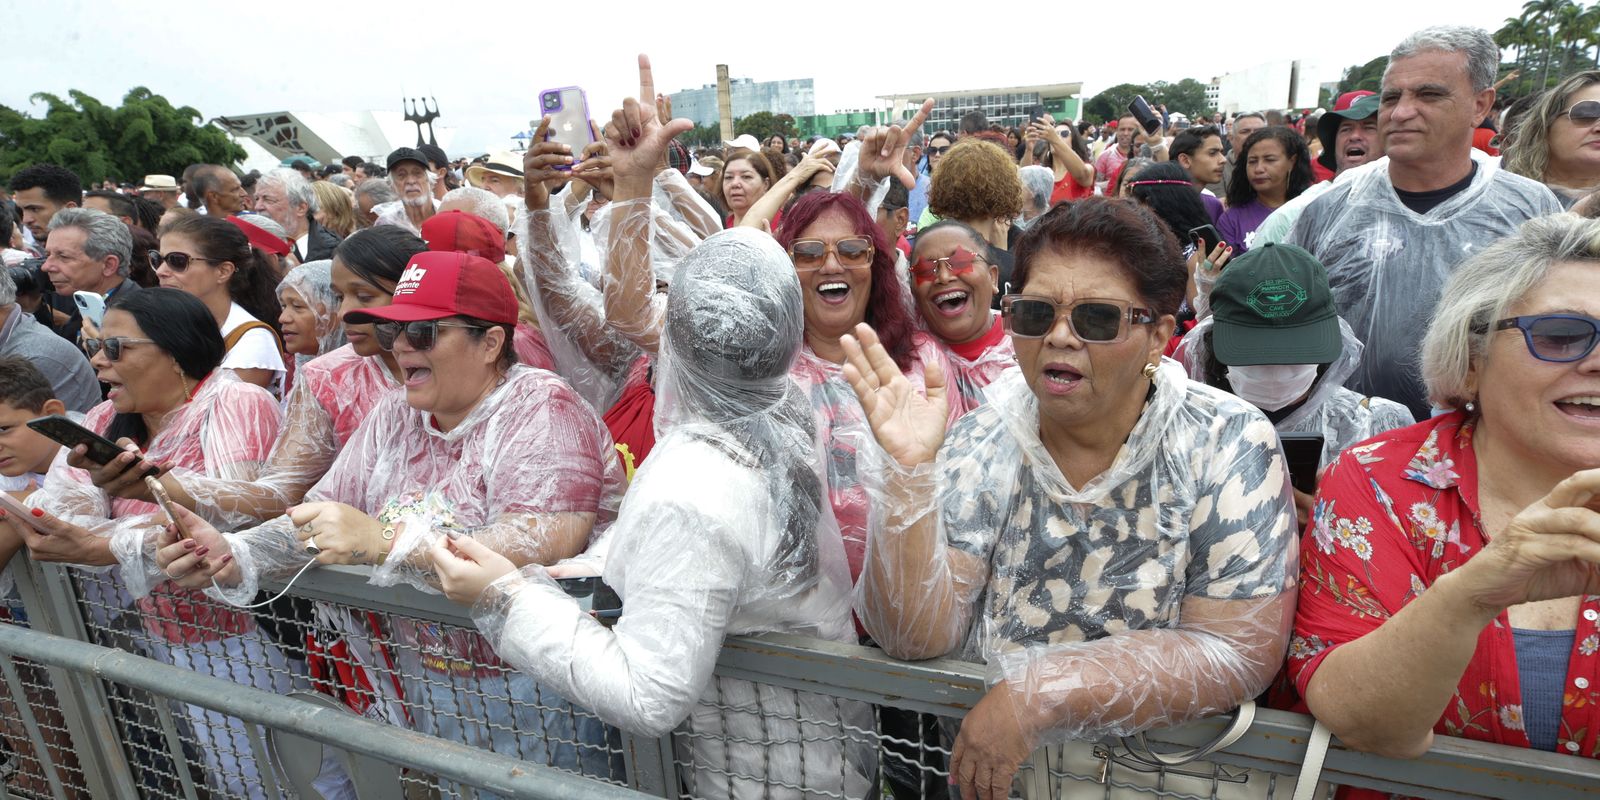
[1286,412,1600,789]
[1049,172,1093,205]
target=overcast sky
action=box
[5,0,1529,155]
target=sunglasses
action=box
[910,246,986,285]
[926,146,951,155]
[373,320,489,351]
[1001,296,1155,342]
[149,251,221,273]
[789,237,874,271]
[85,336,157,362]
[1556,100,1600,126]
[1478,314,1600,363]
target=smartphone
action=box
[557,576,622,623]
[1128,96,1162,136]
[1279,432,1326,495]
[73,291,106,328]
[538,87,594,171]
[0,493,44,531]
[1187,224,1224,250]
[145,477,191,540]
[1027,105,1046,124]
[26,415,155,475]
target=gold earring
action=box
[1141,362,1158,380]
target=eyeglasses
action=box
[1556,100,1600,127]
[1476,314,1600,363]
[926,146,951,156]
[910,246,986,285]
[373,320,489,351]
[149,251,220,273]
[1001,296,1155,342]
[84,336,157,362]
[788,237,875,271]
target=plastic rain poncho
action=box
[278,260,347,369]
[169,346,400,531]
[472,229,871,800]
[1180,316,1416,468]
[942,321,1018,413]
[207,364,624,606]
[854,360,1298,743]
[1286,149,1562,418]
[32,371,284,642]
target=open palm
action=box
[840,323,947,467]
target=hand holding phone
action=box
[0,493,45,532]
[28,415,129,465]
[539,86,595,172]
[73,292,107,328]
[145,477,191,541]
[1128,96,1163,137]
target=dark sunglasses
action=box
[789,237,874,270]
[149,251,221,272]
[85,336,157,362]
[1477,314,1600,363]
[1556,100,1600,126]
[1001,296,1155,342]
[910,246,986,285]
[373,320,489,351]
[926,146,951,155]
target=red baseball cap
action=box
[421,210,506,264]
[344,250,517,325]
[227,215,291,256]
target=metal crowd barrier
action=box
[0,555,1595,800]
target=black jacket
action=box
[300,218,342,262]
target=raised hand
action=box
[522,116,574,212]
[840,322,948,467]
[855,98,935,189]
[602,54,695,193]
[1456,468,1600,612]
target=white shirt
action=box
[220,302,286,397]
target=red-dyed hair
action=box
[778,192,918,370]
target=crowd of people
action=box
[1,22,1598,800]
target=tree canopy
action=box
[0,87,244,185]
[1083,79,1214,124]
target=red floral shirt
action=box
[1288,412,1600,793]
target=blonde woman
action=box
[311,180,358,239]
[1504,70,1600,209]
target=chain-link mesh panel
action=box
[1,591,93,800]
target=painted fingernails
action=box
[30,508,43,518]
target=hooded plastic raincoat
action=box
[278,260,348,367]
[854,360,1298,744]
[1286,150,1562,418]
[472,229,871,800]
[1180,316,1415,468]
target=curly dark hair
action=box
[777,192,920,370]
[1011,197,1187,318]
[1225,126,1313,209]
[928,139,1023,222]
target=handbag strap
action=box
[1291,719,1333,800]
[1121,701,1257,767]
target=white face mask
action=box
[1226,364,1319,412]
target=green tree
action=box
[733,111,780,142]
[1337,56,1389,94]
[0,87,244,185]
[1083,83,1149,123]
[771,114,797,139]
[1153,79,1213,117]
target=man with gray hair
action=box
[353,179,397,229]
[253,168,340,262]
[1017,165,1054,226]
[42,208,137,299]
[1288,24,1562,419]
[0,268,99,412]
[438,186,510,236]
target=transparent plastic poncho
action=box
[1179,316,1416,469]
[853,360,1298,743]
[170,346,399,531]
[1286,149,1562,417]
[30,371,283,643]
[207,364,622,604]
[278,259,347,367]
[472,229,871,799]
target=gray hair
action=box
[355,178,397,204]
[260,168,317,214]
[328,173,354,189]
[48,208,133,277]
[1389,25,1499,93]
[0,264,15,307]
[1422,214,1600,409]
[441,186,509,234]
[1018,165,1054,214]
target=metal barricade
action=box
[2,555,1598,800]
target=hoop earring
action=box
[1141,362,1158,380]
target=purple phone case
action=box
[538,86,595,171]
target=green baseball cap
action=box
[1210,242,1343,366]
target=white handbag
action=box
[1018,703,1334,800]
